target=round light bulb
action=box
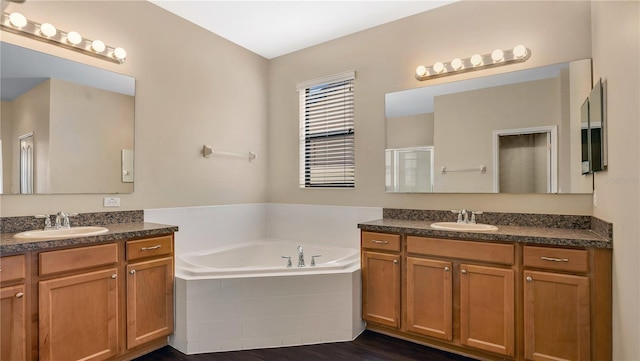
[451,58,463,70]
[513,45,527,59]
[433,61,445,74]
[470,54,483,66]
[39,23,57,38]
[491,49,504,62]
[66,31,82,45]
[9,12,27,28]
[113,47,127,61]
[416,65,427,77]
[91,40,106,53]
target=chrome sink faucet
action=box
[297,246,305,267]
[452,209,483,224]
[54,211,78,229]
[452,209,468,223]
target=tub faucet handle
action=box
[281,256,292,268]
[35,215,52,230]
[310,255,322,267]
[297,246,305,267]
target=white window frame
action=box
[297,70,356,188]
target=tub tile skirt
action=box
[170,270,364,353]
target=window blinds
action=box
[298,71,355,188]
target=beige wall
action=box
[385,113,434,149]
[268,0,594,214]
[433,78,561,193]
[48,78,134,194]
[590,1,640,359]
[9,79,51,194]
[0,0,269,216]
[1,100,13,193]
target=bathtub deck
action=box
[134,330,476,361]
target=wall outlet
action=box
[103,197,121,207]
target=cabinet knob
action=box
[526,276,533,282]
[461,269,467,274]
[393,260,398,264]
[15,292,23,299]
[111,274,117,279]
[444,267,450,272]
[129,270,136,275]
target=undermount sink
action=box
[14,226,109,240]
[431,222,498,232]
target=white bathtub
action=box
[171,239,364,354]
[176,239,360,279]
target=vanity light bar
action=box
[415,45,531,81]
[0,12,126,64]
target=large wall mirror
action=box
[385,59,593,194]
[0,42,135,194]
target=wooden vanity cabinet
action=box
[0,232,176,361]
[361,230,612,361]
[361,232,401,329]
[406,236,515,357]
[38,244,119,361]
[0,255,28,361]
[125,236,174,349]
[459,263,514,357]
[405,257,452,341]
[523,245,611,361]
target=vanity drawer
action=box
[127,235,173,261]
[523,246,588,273]
[361,232,401,252]
[40,243,118,276]
[407,236,514,265]
[0,255,26,283]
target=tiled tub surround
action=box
[366,208,613,248]
[173,270,363,354]
[0,210,178,254]
[144,203,381,354]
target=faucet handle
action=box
[310,255,322,267]
[470,211,483,224]
[35,215,52,230]
[64,212,78,228]
[281,256,292,268]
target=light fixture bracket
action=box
[0,12,126,64]
[416,46,531,81]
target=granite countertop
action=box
[0,222,179,255]
[358,218,612,249]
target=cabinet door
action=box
[406,257,452,340]
[362,251,401,328]
[126,257,174,349]
[1,284,26,361]
[524,270,590,361]
[39,269,118,361]
[460,264,514,357]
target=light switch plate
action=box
[103,197,121,207]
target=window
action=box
[298,71,355,188]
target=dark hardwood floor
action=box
[133,330,477,361]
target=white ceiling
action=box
[148,1,457,59]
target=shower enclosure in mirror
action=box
[581,78,607,175]
[0,42,135,194]
[385,59,593,194]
